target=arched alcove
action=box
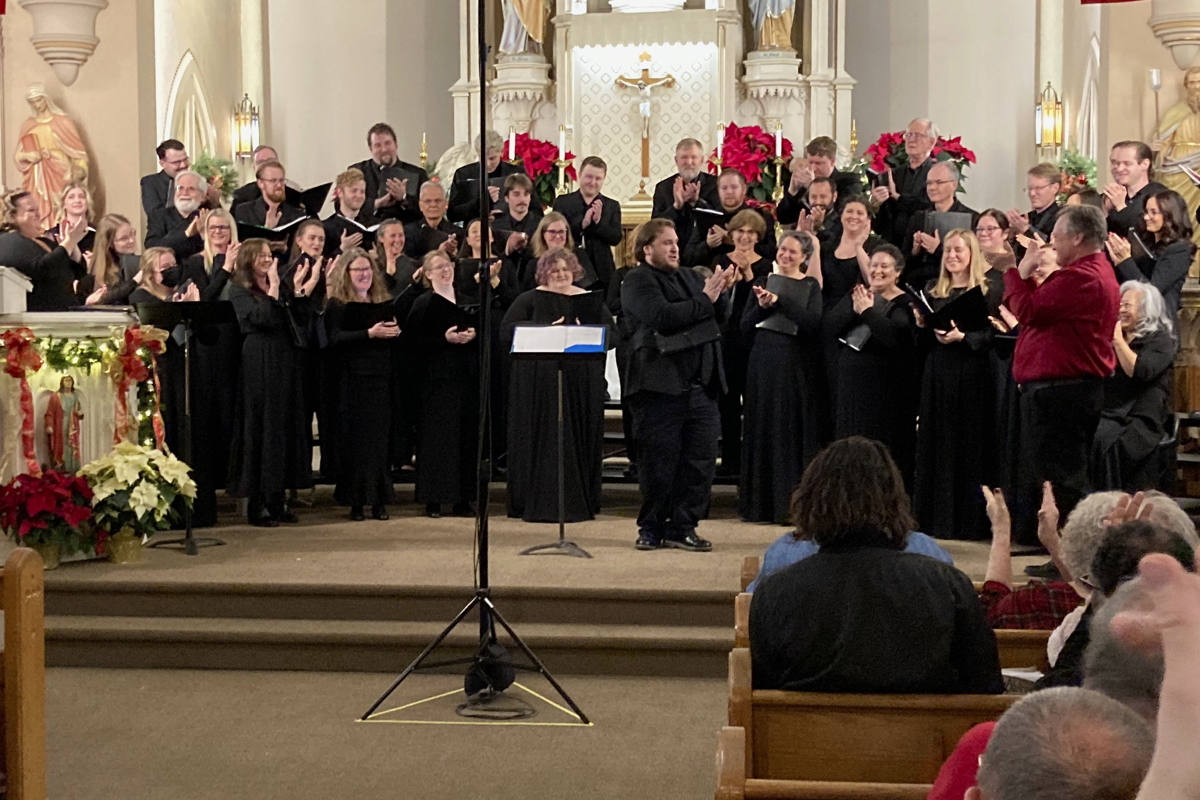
[162,50,217,157]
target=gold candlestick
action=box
[849,120,859,159]
[555,158,572,197]
[420,132,428,170]
[772,156,786,203]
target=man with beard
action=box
[493,173,543,284]
[682,169,776,267]
[403,181,461,259]
[652,138,722,249]
[1103,141,1167,236]
[234,160,306,230]
[145,169,208,262]
[348,123,428,225]
[797,176,841,246]
[872,118,940,247]
[1154,66,1200,237]
[777,135,861,226]
[230,145,304,216]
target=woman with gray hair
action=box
[1090,280,1177,491]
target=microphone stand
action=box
[361,0,588,723]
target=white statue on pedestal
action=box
[500,0,548,55]
[750,0,796,51]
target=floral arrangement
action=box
[512,133,577,209]
[1057,150,1098,201]
[80,442,196,541]
[707,123,795,207]
[105,326,168,449]
[0,470,94,555]
[192,153,240,202]
[858,131,977,189]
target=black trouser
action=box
[628,386,720,539]
[248,491,286,522]
[1019,378,1104,524]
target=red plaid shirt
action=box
[978,580,1082,630]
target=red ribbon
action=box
[1,328,44,477]
[107,326,167,447]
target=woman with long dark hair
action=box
[228,238,314,526]
[1105,188,1194,319]
[0,190,86,310]
[324,248,401,520]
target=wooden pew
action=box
[0,547,47,800]
[741,556,760,592]
[725,648,1015,797]
[733,592,1052,672]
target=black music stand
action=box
[512,326,608,559]
[135,302,236,556]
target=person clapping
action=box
[0,190,86,310]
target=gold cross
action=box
[616,53,676,197]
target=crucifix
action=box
[616,52,676,198]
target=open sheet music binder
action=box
[511,325,607,357]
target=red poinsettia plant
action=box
[0,469,95,554]
[512,133,577,209]
[860,131,977,189]
[707,123,795,208]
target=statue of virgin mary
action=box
[749,0,797,51]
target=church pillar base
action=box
[742,50,806,147]
[491,54,554,138]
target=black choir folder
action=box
[340,300,408,330]
[755,273,815,337]
[236,215,307,244]
[377,166,421,199]
[428,292,479,332]
[924,211,974,243]
[910,285,990,333]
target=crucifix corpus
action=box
[616,52,676,198]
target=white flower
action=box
[129,482,159,520]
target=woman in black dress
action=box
[1090,281,1176,492]
[324,248,401,520]
[228,239,315,526]
[374,219,424,473]
[406,251,480,518]
[374,219,422,300]
[502,247,614,522]
[828,244,919,489]
[46,181,95,254]
[1105,188,1194,320]
[713,209,770,477]
[178,208,240,300]
[739,231,824,524]
[76,214,140,305]
[0,190,86,310]
[818,197,877,413]
[913,229,1004,540]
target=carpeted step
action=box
[47,616,733,678]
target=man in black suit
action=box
[903,160,979,290]
[552,155,623,290]
[1006,162,1063,260]
[682,169,776,267]
[448,130,525,224]
[872,118,939,247]
[621,219,733,553]
[403,181,461,259]
[140,139,190,218]
[145,169,206,262]
[493,173,544,286]
[777,135,862,226]
[348,122,429,225]
[233,160,306,229]
[652,137,721,250]
[229,145,304,216]
[322,167,381,258]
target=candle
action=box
[508,128,516,161]
[1150,68,1163,92]
[717,124,725,161]
[559,125,566,162]
[775,125,782,158]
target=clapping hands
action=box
[851,284,875,315]
[1105,232,1132,264]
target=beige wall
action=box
[2,1,157,226]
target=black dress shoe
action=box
[372,504,389,521]
[426,503,442,518]
[276,510,300,524]
[635,531,661,551]
[662,531,713,553]
[249,515,279,528]
[1024,560,1061,580]
[350,506,365,521]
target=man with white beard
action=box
[145,169,208,262]
[652,138,722,251]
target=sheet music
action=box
[511,325,606,354]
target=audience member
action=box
[750,436,1003,693]
[651,137,721,248]
[348,122,428,224]
[0,190,86,310]
[1105,188,1194,320]
[553,156,622,291]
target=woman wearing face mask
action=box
[1090,281,1177,492]
[76,214,140,305]
[324,249,401,521]
[739,231,824,525]
[501,248,615,523]
[1105,189,1194,321]
[913,229,1004,541]
[827,244,919,489]
[47,182,95,254]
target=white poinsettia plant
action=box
[79,442,197,539]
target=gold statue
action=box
[14,85,89,230]
[1154,66,1200,258]
[751,0,796,51]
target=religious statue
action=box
[1155,67,1200,256]
[44,376,84,473]
[500,0,548,56]
[14,85,89,230]
[750,0,797,51]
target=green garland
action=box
[1057,150,1098,202]
[192,153,240,202]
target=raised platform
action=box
[33,485,1022,679]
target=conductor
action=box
[621,219,733,552]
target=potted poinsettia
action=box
[80,442,196,564]
[707,123,795,210]
[0,470,95,569]
[512,133,578,209]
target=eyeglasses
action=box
[545,229,568,236]
[208,225,231,232]
[975,226,1003,234]
[348,266,373,274]
[927,179,956,187]
[903,131,931,140]
[1027,182,1055,193]
[260,178,285,185]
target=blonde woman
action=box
[77,213,139,305]
[47,181,95,254]
[913,229,1004,542]
[528,211,594,289]
[177,208,240,301]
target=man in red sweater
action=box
[1004,204,1119,524]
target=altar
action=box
[451,0,855,202]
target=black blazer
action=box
[403,218,462,260]
[229,182,305,218]
[448,161,526,223]
[777,168,863,225]
[875,158,936,247]
[651,172,721,250]
[321,210,381,258]
[619,262,729,397]
[682,203,777,268]
[145,206,203,262]
[552,191,623,288]
[233,197,306,229]
[140,171,172,218]
[349,158,429,225]
[902,199,980,291]
[0,232,85,311]
[1115,239,1193,320]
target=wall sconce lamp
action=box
[233,94,260,160]
[1035,82,1064,153]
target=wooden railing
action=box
[0,547,47,800]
